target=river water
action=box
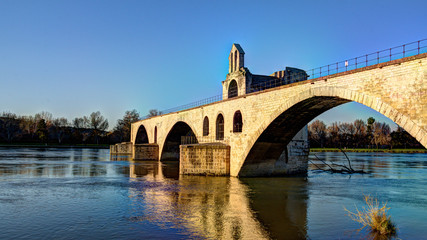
[0,147,426,239]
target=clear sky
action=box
[1,0,426,130]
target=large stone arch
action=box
[160,121,198,161]
[237,86,427,176]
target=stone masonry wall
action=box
[180,144,230,176]
[110,142,133,155]
[133,144,159,161]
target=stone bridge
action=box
[124,44,427,177]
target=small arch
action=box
[154,126,157,143]
[161,121,197,161]
[228,80,238,98]
[216,114,224,140]
[233,111,243,133]
[203,116,209,136]
[135,125,149,144]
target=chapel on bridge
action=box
[222,43,308,99]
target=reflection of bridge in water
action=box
[128,161,308,239]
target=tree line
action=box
[0,109,159,145]
[308,117,423,149]
[3,110,421,149]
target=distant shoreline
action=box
[0,144,109,149]
[310,148,427,153]
[1,145,425,153]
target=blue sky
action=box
[0,0,426,129]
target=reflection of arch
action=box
[154,126,157,143]
[161,121,198,161]
[228,80,238,98]
[135,125,149,144]
[238,86,426,176]
[203,116,209,136]
[233,111,243,133]
[216,114,224,140]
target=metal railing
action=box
[308,39,427,79]
[141,94,222,120]
[142,39,427,119]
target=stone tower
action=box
[223,44,248,100]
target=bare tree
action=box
[339,122,356,147]
[35,111,53,126]
[327,122,340,147]
[20,116,38,140]
[148,109,161,117]
[353,119,366,147]
[53,117,69,144]
[115,109,140,142]
[0,112,20,142]
[73,117,89,129]
[89,111,109,144]
[308,120,327,147]
[372,122,391,148]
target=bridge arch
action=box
[160,121,198,161]
[135,124,149,144]
[237,86,427,176]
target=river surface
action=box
[0,147,426,239]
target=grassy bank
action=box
[310,148,427,153]
[0,143,110,149]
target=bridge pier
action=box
[110,142,159,161]
[133,144,159,161]
[179,143,230,176]
[237,140,309,177]
[110,142,133,155]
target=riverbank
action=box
[310,148,427,153]
[0,143,109,149]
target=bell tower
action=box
[228,44,245,73]
[223,43,248,100]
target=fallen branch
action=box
[338,147,354,172]
[311,153,366,174]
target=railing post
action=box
[365,54,368,67]
[355,57,357,69]
[390,48,392,61]
[377,51,379,64]
[336,62,338,73]
[328,65,329,75]
[418,41,420,55]
[403,44,405,57]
